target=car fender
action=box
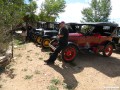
[67,42,79,51]
[103,41,116,49]
[42,35,51,39]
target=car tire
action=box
[36,36,42,44]
[41,38,51,48]
[61,45,77,62]
[103,44,113,57]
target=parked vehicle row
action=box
[35,21,59,48]
[20,22,119,63]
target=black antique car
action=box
[36,21,59,48]
[113,27,120,50]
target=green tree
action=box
[81,0,111,22]
[24,0,38,25]
[0,0,26,54]
[38,0,66,22]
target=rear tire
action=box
[103,44,113,57]
[61,45,77,62]
[36,36,42,44]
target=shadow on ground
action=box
[74,52,120,77]
[50,63,84,89]
[48,50,120,89]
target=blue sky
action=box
[25,0,120,26]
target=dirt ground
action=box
[0,43,120,90]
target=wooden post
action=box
[11,25,14,58]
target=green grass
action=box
[66,85,74,90]
[34,70,41,74]
[39,57,43,60]
[0,84,2,88]
[26,56,30,58]
[22,68,27,72]
[14,39,23,45]
[24,75,33,80]
[50,78,60,85]
[5,64,12,70]
[16,54,22,57]
[35,53,39,55]
[28,59,32,61]
[47,85,58,90]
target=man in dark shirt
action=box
[44,21,68,65]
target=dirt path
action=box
[0,43,120,90]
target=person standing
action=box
[44,21,69,65]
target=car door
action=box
[82,25,100,47]
[85,34,100,47]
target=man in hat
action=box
[44,21,69,65]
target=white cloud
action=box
[110,0,120,19]
[33,0,45,14]
[110,0,120,26]
[57,3,89,23]
[34,0,120,26]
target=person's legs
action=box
[48,46,63,62]
[45,45,66,64]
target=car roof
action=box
[81,22,118,27]
[67,22,118,27]
[38,21,59,24]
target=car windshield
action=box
[79,24,116,36]
[37,22,59,30]
[66,24,81,33]
[80,25,95,34]
[43,23,55,30]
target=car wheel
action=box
[42,38,51,48]
[36,36,42,44]
[103,44,113,57]
[62,45,77,62]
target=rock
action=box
[0,46,12,68]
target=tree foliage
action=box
[38,0,66,22]
[24,0,38,24]
[0,0,65,54]
[0,0,38,54]
[81,0,111,22]
[0,0,26,54]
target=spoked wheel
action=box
[36,37,42,44]
[42,38,51,48]
[62,45,77,62]
[103,44,113,57]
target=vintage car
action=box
[49,22,118,62]
[36,21,59,48]
[112,27,120,50]
[36,22,79,48]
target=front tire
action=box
[41,38,51,48]
[61,45,77,62]
[103,44,113,57]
